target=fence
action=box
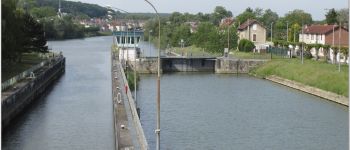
[269,47,290,59]
[2,52,63,91]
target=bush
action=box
[238,39,255,52]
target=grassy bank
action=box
[251,58,349,97]
[230,50,271,59]
[2,53,46,81]
[171,46,221,57]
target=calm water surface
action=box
[137,73,348,150]
[2,36,115,150]
[2,37,348,150]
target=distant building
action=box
[299,24,349,63]
[220,17,235,27]
[238,19,267,51]
[299,24,348,46]
[185,22,198,33]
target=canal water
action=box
[2,36,115,150]
[2,37,348,150]
[137,73,348,150]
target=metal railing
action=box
[2,52,63,91]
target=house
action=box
[185,22,198,33]
[220,17,235,27]
[299,24,349,63]
[299,24,348,46]
[238,19,267,49]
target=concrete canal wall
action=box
[2,56,65,128]
[162,57,215,72]
[131,57,266,74]
[266,75,348,106]
[215,58,267,73]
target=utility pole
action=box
[270,22,274,42]
[227,25,230,51]
[301,23,304,64]
[338,22,341,72]
[248,19,251,41]
[149,30,152,57]
[286,21,289,42]
[144,1,161,150]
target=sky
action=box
[71,0,348,21]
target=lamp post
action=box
[270,22,274,42]
[149,30,153,57]
[301,23,304,64]
[286,21,289,42]
[144,1,161,150]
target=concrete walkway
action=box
[112,55,134,150]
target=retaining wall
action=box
[266,75,348,106]
[2,57,66,128]
[215,58,267,73]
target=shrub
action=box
[238,39,255,52]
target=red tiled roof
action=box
[303,25,339,34]
[238,19,265,30]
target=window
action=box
[252,24,257,30]
[320,35,323,40]
[253,34,257,42]
[311,34,314,40]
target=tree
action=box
[336,8,349,25]
[169,12,186,25]
[260,9,279,28]
[22,13,48,55]
[238,39,255,52]
[170,24,191,47]
[211,6,232,25]
[235,7,256,26]
[285,9,313,25]
[322,44,331,61]
[30,6,56,18]
[340,46,348,63]
[325,8,338,24]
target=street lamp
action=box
[144,1,161,150]
[286,21,289,42]
[270,22,274,42]
[149,30,153,57]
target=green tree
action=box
[169,12,186,25]
[260,9,279,28]
[22,13,48,54]
[30,6,56,18]
[325,8,338,24]
[238,39,255,52]
[211,6,232,25]
[171,24,191,47]
[285,9,313,25]
[336,8,349,25]
[235,7,256,26]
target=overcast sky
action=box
[71,0,347,20]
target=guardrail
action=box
[2,52,63,91]
[118,61,148,150]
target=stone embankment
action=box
[266,75,348,106]
[2,55,66,128]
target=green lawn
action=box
[251,58,349,97]
[230,50,272,59]
[170,46,222,57]
[2,53,45,81]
